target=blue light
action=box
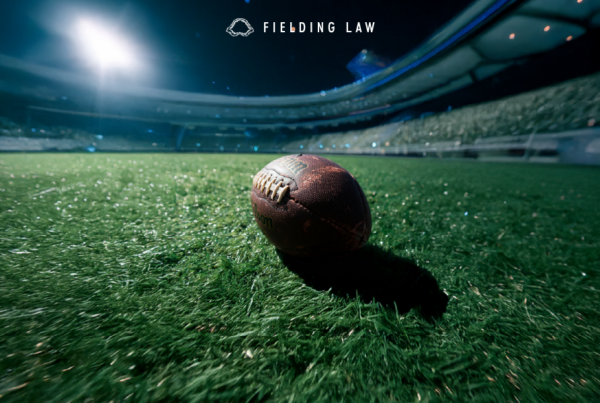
[372,142,377,148]
[86,146,96,153]
[254,146,259,152]
[364,0,512,92]
[245,0,250,3]
[148,129,153,133]
[31,128,36,132]
[196,143,200,147]
[345,143,350,148]
[300,145,304,149]
[227,86,230,90]
[320,91,326,96]
[332,145,336,148]
[237,144,240,147]
[215,114,220,118]
[319,144,323,149]
[95,134,103,139]
[464,212,468,216]
[244,129,258,138]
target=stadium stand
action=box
[281,71,600,149]
[1,70,600,163]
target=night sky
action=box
[0,0,475,96]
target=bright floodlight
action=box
[76,20,136,70]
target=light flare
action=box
[76,19,137,70]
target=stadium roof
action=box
[1,0,599,130]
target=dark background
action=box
[0,0,475,96]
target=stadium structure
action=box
[1,0,600,164]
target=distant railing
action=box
[262,128,600,165]
[2,127,599,165]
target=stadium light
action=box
[76,19,137,70]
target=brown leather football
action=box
[251,154,371,258]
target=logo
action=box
[253,203,274,229]
[263,22,375,34]
[226,18,254,37]
[226,20,375,37]
[281,156,308,174]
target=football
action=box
[251,154,371,258]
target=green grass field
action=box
[1,153,599,402]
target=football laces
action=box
[252,171,290,203]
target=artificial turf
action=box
[0,153,599,402]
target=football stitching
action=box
[252,170,291,203]
[287,195,363,242]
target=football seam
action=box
[252,189,358,255]
[286,195,364,241]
